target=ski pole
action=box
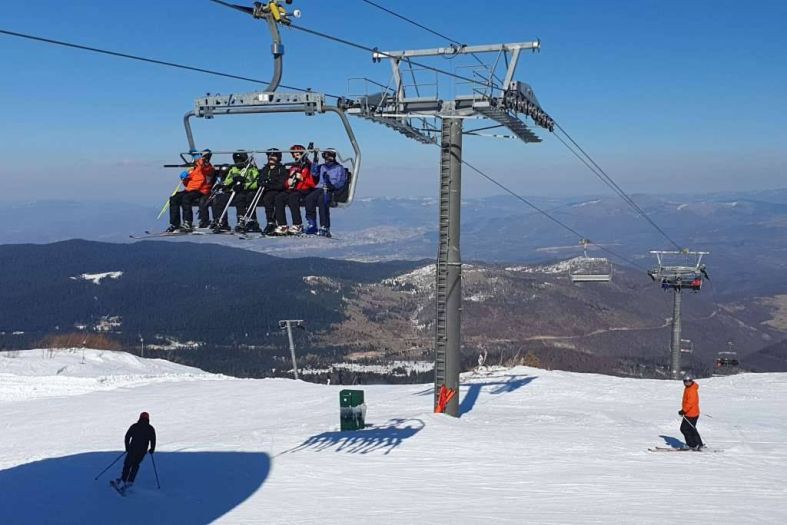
[682,415,697,430]
[156,182,182,220]
[150,453,161,489]
[94,451,126,480]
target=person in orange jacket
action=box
[679,373,704,450]
[167,149,215,232]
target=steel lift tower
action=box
[348,42,554,416]
[648,250,709,379]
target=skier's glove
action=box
[180,171,190,181]
[678,410,685,416]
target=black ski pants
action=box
[261,189,283,225]
[169,190,203,226]
[275,190,314,226]
[303,188,331,228]
[234,190,260,222]
[197,195,212,225]
[121,451,146,483]
[680,416,704,448]
[211,192,232,226]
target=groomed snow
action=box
[0,349,222,402]
[0,351,785,524]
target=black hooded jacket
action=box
[260,163,288,191]
[125,420,156,456]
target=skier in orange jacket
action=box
[679,374,704,450]
[167,149,215,232]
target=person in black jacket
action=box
[259,148,289,235]
[115,411,156,489]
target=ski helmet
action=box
[200,148,213,162]
[321,148,337,160]
[232,150,249,165]
[682,373,694,383]
[139,411,150,421]
[290,144,306,154]
[266,147,282,161]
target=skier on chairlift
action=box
[306,148,348,238]
[212,150,258,233]
[274,144,318,235]
[259,148,289,235]
[167,148,214,233]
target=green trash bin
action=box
[340,389,366,431]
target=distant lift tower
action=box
[279,319,304,380]
[347,42,555,416]
[648,250,709,379]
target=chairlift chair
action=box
[568,239,612,283]
[170,1,362,208]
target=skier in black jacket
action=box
[115,411,156,490]
[259,148,289,235]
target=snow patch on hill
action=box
[70,271,123,285]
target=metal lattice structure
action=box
[346,42,554,416]
[648,250,710,379]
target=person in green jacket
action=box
[211,150,259,232]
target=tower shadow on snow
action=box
[0,451,270,525]
[659,435,687,449]
[459,375,538,416]
[284,418,425,455]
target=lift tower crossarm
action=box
[372,41,540,60]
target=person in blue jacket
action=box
[304,148,347,237]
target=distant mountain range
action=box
[1,240,785,379]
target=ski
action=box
[648,446,722,453]
[129,229,211,239]
[109,480,126,496]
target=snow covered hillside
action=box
[0,351,785,524]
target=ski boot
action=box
[180,222,194,233]
[318,226,332,238]
[304,219,318,235]
[274,225,289,236]
[165,225,179,233]
[288,224,304,235]
[245,220,262,233]
[262,222,277,236]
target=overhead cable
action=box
[286,22,502,92]
[552,123,684,251]
[0,28,341,98]
[453,153,648,270]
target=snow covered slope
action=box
[0,351,785,524]
[0,349,220,402]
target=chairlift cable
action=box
[0,28,342,99]
[357,0,505,86]
[552,122,684,251]
[456,154,647,271]
[286,23,503,92]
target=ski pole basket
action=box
[339,389,366,431]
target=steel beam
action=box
[434,116,463,417]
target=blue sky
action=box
[1,0,785,203]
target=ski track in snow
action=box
[0,351,786,524]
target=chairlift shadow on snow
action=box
[659,435,686,449]
[0,451,270,525]
[283,418,424,456]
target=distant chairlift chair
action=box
[569,239,612,283]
